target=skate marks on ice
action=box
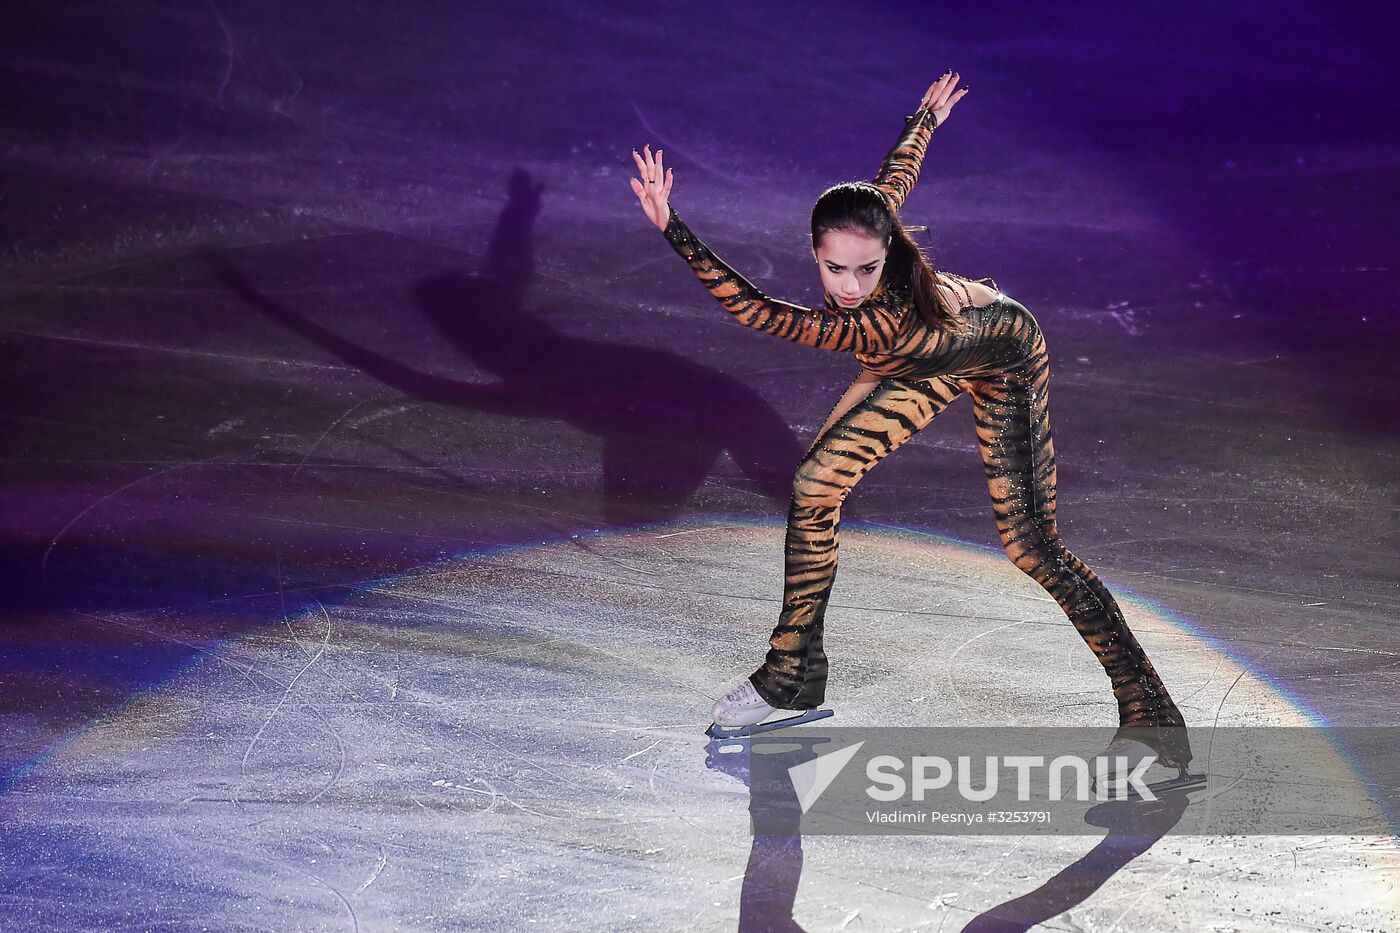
[3,520,1397,931]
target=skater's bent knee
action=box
[1002,536,1066,576]
[790,465,850,506]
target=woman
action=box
[628,72,1192,771]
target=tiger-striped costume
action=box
[661,107,1191,768]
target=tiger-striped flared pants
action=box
[748,348,1192,767]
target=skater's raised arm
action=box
[629,144,903,354]
[873,71,970,212]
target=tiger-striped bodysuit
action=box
[661,107,1191,768]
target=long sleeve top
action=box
[661,108,1044,380]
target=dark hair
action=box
[810,181,987,336]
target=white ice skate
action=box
[704,679,833,739]
[1090,735,1206,799]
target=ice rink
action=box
[2,1,1397,929]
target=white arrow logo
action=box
[788,741,865,813]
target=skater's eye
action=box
[859,264,878,274]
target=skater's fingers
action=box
[632,149,649,176]
[655,149,664,179]
[922,72,948,107]
[643,143,655,175]
[929,73,950,109]
[935,87,968,123]
[630,178,655,216]
[662,167,673,198]
[936,72,961,108]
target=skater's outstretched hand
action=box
[629,144,673,232]
[919,70,969,127]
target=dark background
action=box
[3,0,1397,790]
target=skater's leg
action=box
[964,352,1192,768]
[806,367,883,455]
[778,368,880,707]
[751,374,965,708]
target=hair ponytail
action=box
[811,182,992,338]
[886,212,972,337]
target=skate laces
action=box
[721,682,762,706]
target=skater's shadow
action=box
[205,167,805,523]
[705,737,1192,932]
[960,792,1190,932]
[706,737,822,932]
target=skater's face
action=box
[813,227,888,308]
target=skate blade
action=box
[1094,768,1209,799]
[705,708,833,739]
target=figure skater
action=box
[628,71,1192,772]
